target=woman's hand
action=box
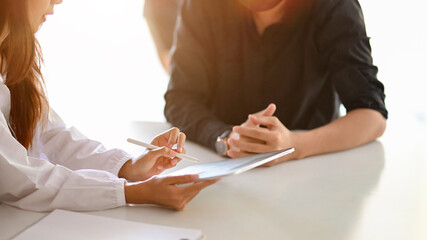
[124,175,220,210]
[119,147,178,181]
[118,128,187,181]
[151,127,186,154]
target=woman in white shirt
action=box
[0,0,218,212]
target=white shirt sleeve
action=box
[0,112,127,211]
[0,82,129,212]
[34,110,132,176]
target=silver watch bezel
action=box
[215,137,228,156]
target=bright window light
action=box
[37,0,427,143]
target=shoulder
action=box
[311,0,364,18]
[309,0,366,34]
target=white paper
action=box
[13,209,204,240]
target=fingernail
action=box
[231,133,240,140]
[171,159,177,165]
[192,174,199,180]
[170,151,177,158]
[178,146,183,153]
[157,165,163,170]
[233,126,240,132]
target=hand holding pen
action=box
[122,130,217,210]
[119,128,200,181]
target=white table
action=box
[1,119,426,240]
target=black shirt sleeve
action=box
[315,0,388,118]
[164,0,232,150]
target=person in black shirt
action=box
[164,0,388,165]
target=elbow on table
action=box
[373,111,387,139]
[351,108,387,142]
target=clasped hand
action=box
[227,104,297,166]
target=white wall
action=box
[37,0,168,142]
[359,0,427,124]
[37,0,427,143]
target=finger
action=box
[229,131,240,140]
[227,136,262,154]
[179,180,218,209]
[177,132,186,153]
[249,115,281,130]
[146,147,177,170]
[181,179,219,193]
[174,188,203,211]
[261,103,276,117]
[161,159,176,169]
[148,146,177,159]
[164,174,199,185]
[161,157,182,169]
[230,130,265,144]
[233,126,270,142]
[172,179,218,211]
[179,192,200,210]
[227,149,254,158]
[167,127,180,148]
[228,138,271,154]
[151,128,176,146]
[253,103,276,117]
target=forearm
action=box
[294,109,386,159]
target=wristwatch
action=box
[215,129,232,156]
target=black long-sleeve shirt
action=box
[164,0,388,151]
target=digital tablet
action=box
[167,148,295,180]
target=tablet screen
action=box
[167,148,294,180]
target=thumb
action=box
[261,103,276,117]
[164,174,199,185]
[146,146,176,159]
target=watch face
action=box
[215,139,227,156]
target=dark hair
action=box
[0,0,49,149]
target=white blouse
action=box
[0,75,132,211]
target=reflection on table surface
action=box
[1,121,426,240]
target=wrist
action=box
[117,159,135,180]
[118,159,133,179]
[124,181,151,204]
[292,131,310,159]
